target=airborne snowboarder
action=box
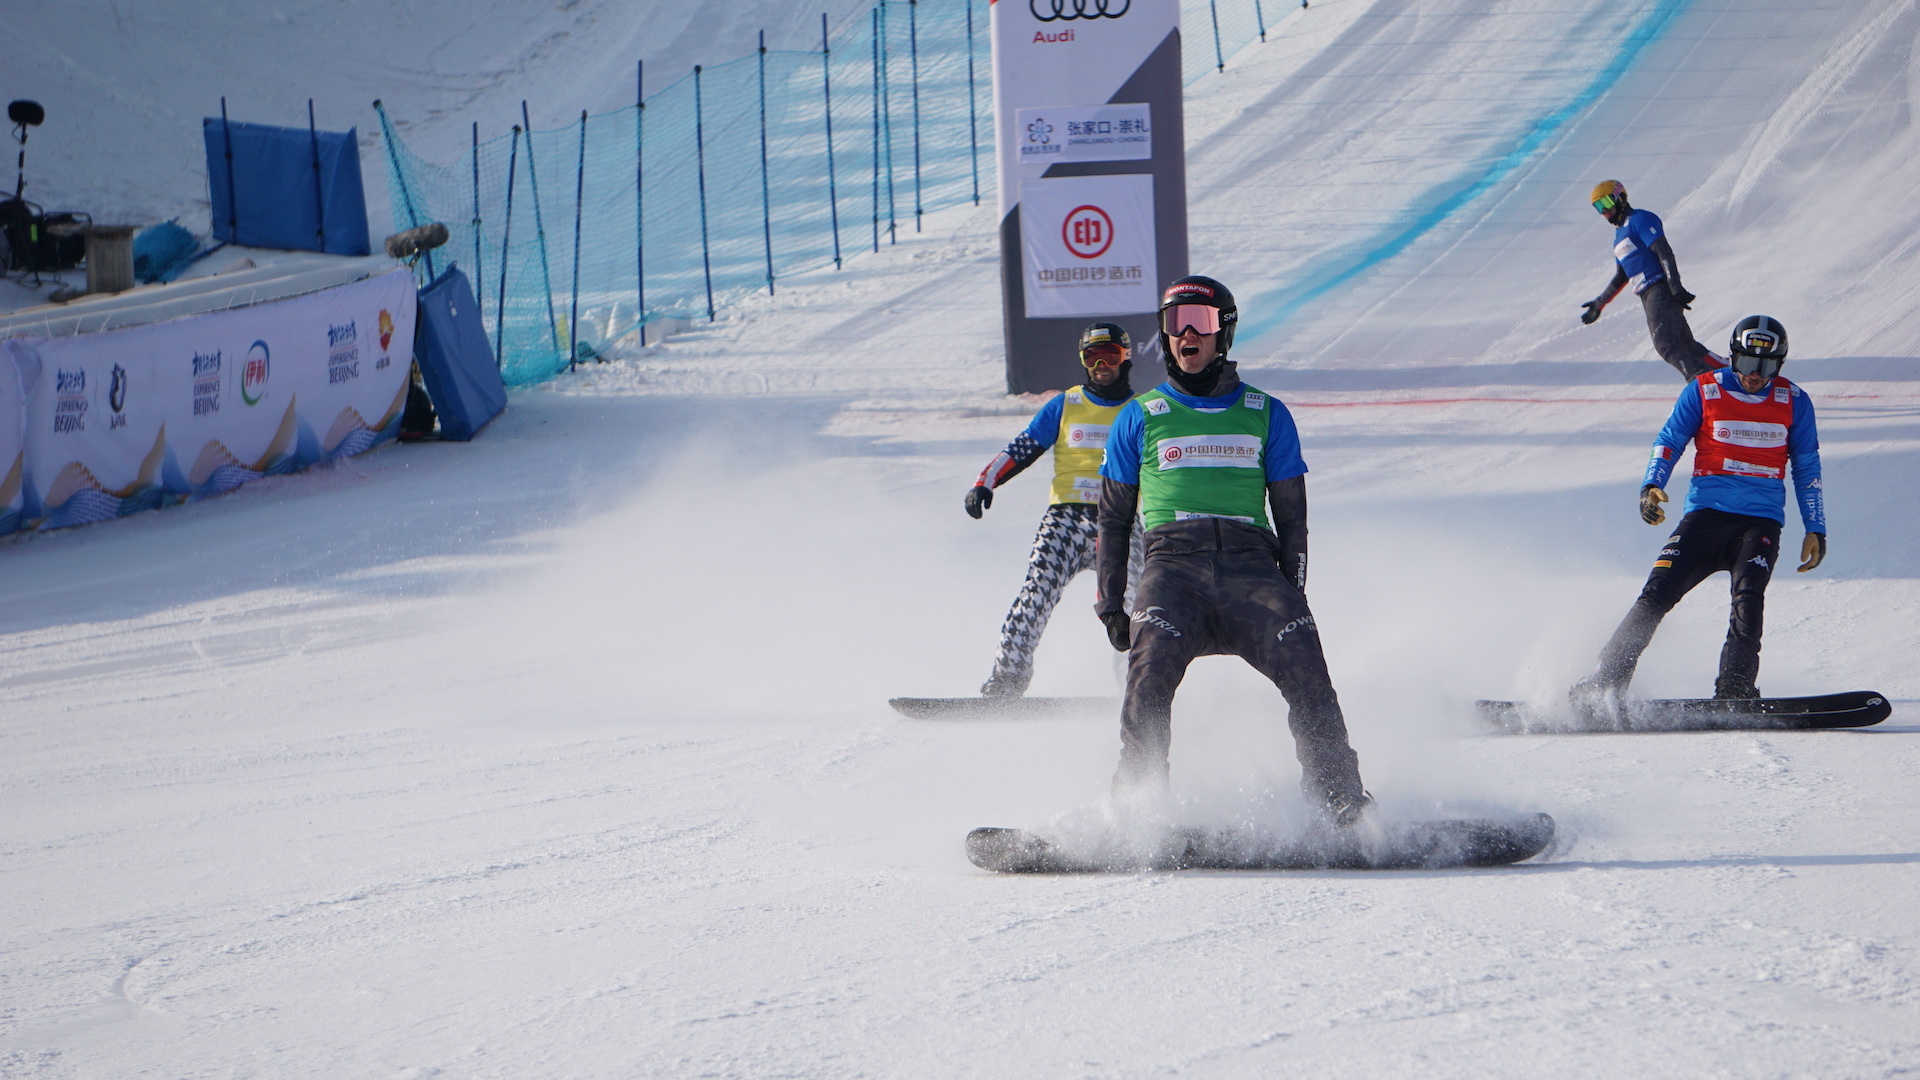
[1579,180,1722,379]
[1092,276,1370,825]
[1575,316,1826,708]
[966,322,1142,698]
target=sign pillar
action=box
[992,0,1187,394]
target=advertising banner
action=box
[0,344,24,535]
[993,0,1187,394]
[6,268,415,530]
[1020,173,1158,317]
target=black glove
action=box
[1100,611,1131,652]
[964,485,992,519]
[1671,286,1696,309]
[1580,299,1605,325]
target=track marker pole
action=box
[568,110,588,371]
[471,121,485,324]
[645,59,652,343]
[519,100,563,366]
[822,13,843,269]
[758,30,776,296]
[307,99,328,255]
[966,0,980,206]
[495,125,520,371]
[881,1,896,244]
[221,97,239,240]
[1210,0,1225,72]
[694,66,716,322]
[908,0,922,233]
[870,11,880,254]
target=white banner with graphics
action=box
[0,344,24,534]
[992,0,1187,392]
[4,268,415,530]
[1020,173,1158,316]
[1013,103,1153,166]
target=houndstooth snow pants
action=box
[984,503,1142,696]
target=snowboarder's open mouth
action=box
[1181,343,1200,358]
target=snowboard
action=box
[889,696,1115,720]
[966,813,1555,873]
[1477,690,1891,734]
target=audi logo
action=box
[1031,0,1131,21]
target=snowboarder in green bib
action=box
[1093,276,1370,825]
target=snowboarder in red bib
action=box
[1579,180,1723,379]
[1093,276,1369,825]
[967,323,1143,698]
[1576,316,1826,710]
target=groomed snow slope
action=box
[4,1,1919,1077]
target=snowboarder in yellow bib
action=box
[1094,276,1370,826]
[967,323,1143,698]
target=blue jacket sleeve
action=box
[1263,400,1308,481]
[1643,381,1700,489]
[1789,389,1825,533]
[1100,401,1145,485]
[1021,393,1064,451]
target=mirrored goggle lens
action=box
[1730,352,1781,378]
[1162,304,1221,337]
[1593,195,1618,213]
[1081,343,1125,366]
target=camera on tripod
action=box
[2,99,89,276]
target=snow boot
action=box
[1322,790,1374,829]
[979,671,1029,698]
[1569,673,1627,721]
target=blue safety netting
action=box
[377,0,1313,386]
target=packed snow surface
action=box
[4,0,1919,1077]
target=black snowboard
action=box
[1477,690,1891,734]
[966,813,1555,872]
[889,696,1115,720]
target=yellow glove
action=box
[1798,532,1826,573]
[1638,485,1668,525]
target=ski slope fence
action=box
[377,0,1321,387]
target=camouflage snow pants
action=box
[1116,518,1365,805]
[984,503,1142,696]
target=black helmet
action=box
[1158,275,1238,358]
[1078,321,1131,361]
[1728,315,1788,380]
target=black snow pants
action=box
[1595,508,1782,695]
[1117,517,1364,805]
[1641,286,1717,379]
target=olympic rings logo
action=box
[1030,0,1131,21]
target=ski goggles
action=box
[1080,342,1126,368]
[1592,193,1621,214]
[1161,304,1221,338]
[1729,351,1783,380]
